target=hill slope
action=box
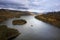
[35,11,60,28]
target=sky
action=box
[0,0,60,13]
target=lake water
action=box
[2,16,60,40]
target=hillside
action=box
[0,9,31,22]
[35,11,60,28]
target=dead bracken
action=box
[0,25,20,40]
[12,19,27,25]
[0,9,21,23]
[35,11,60,28]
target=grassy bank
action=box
[0,25,20,40]
[0,9,31,23]
[35,11,60,28]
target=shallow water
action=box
[2,16,60,40]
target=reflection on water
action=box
[2,16,60,40]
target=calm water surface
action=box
[2,16,60,40]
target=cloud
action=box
[28,0,60,12]
[0,0,27,4]
[0,0,60,12]
[0,0,28,10]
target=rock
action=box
[31,25,33,27]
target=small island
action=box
[35,11,60,28]
[0,9,29,40]
[12,19,27,25]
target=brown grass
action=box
[13,19,27,25]
[0,25,20,40]
[35,11,60,28]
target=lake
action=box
[2,16,60,40]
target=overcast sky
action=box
[0,0,60,12]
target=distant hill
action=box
[0,9,32,16]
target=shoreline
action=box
[35,12,60,28]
